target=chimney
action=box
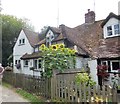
[85,9,95,23]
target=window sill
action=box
[105,34,120,39]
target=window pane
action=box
[107,26,112,36]
[112,62,119,70]
[114,24,120,35]
[22,39,25,44]
[34,60,37,69]
[18,60,21,63]
[107,26,112,30]
[15,60,17,64]
[38,60,41,68]
[115,30,120,34]
[108,31,112,36]
[24,60,28,66]
[114,24,119,29]
[19,39,21,44]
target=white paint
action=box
[88,59,98,85]
[76,57,83,69]
[13,30,36,75]
[46,30,55,45]
[34,47,39,52]
[46,30,54,38]
[103,18,120,38]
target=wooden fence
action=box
[3,71,118,102]
[51,73,118,102]
[3,71,51,98]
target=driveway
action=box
[0,84,30,103]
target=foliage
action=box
[97,64,109,77]
[75,69,96,87]
[2,14,34,66]
[39,44,76,78]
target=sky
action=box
[1,0,120,32]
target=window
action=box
[46,31,55,47]
[15,60,17,65]
[34,60,37,69]
[107,26,112,36]
[38,60,42,69]
[102,61,108,66]
[51,35,54,40]
[22,39,25,44]
[106,24,120,37]
[18,60,21,63]
[24,60,28,66]
[19,40,21,44]
[110,60,120,72]
[112,62,119,70]
[114,24,120,35]
[19,38,25,45]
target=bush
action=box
[75,70,96,87]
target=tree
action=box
[39,44,76,78]
[2,14,34,66]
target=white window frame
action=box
[46,31,54,46]
[114,24,120,35]
[106,24,120,38]
[24,60,29,67]
[101,61,108,66]
[110,60,120,72]
[19,38,25,45]
[33,59,42,70]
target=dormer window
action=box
[106,24,120,38]
[46,30,54,47]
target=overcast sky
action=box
[1,0,120,32]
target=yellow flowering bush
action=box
[39,44,76,78]
[75,69,96,87]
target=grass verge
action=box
[16,88,43,104]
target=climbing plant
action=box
[39,44,76,78]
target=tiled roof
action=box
[73,20,104,58]
[23,29,40,47]
[24,13,120,59]
[97,37,120,58]
[21,52,42,60]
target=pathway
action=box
[0,84,30,103]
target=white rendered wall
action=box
[13,30,34,73]
[88,59,98,85]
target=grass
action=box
[16,88,43,104]
[2,82,13,88]
[2,82,45,104]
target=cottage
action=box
[13,10,120,84]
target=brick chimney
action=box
[85,9,95,23]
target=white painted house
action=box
[13,29,41,76]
